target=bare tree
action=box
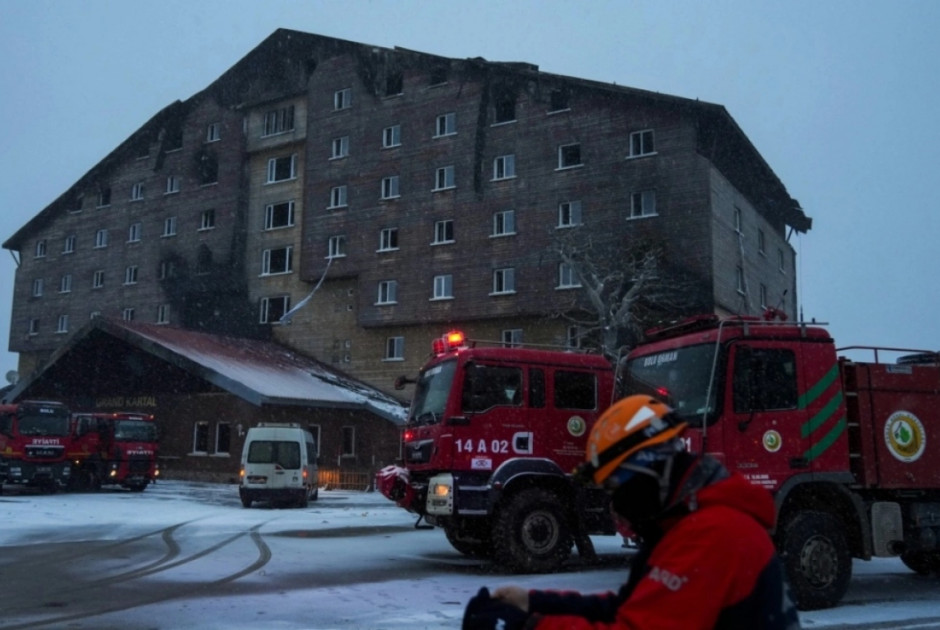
[554,232,706,359]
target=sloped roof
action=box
[4,317,408,424]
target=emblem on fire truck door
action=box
[567,416,586,437]
[884,411,926,463]
[762,430,782,453]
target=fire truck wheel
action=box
[781,510,852,610]
[444,524,493,558]
[901,551,940,576]
[494,487,572,573]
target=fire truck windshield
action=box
[18,412,71,437]
[113,420,157,442]
[624,343,718,426]
[409,359,457,425]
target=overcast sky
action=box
[2,0,938,381]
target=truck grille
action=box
[128,457,151,473]
[25,445,64,460]
[404,439,434,464]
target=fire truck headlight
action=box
[10,467,22,476]
[432,483,451,498]
[426,473,455,515]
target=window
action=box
[69,195,84,214]
[97,188,111,208]
[215,422,231,455]
[59,274,72,293]
[555,371,597,410]
[341,426,356,455]
[92,270,104,289]
[329,185,348,209]
[124,266,138,285]
[492,268,516,294]
[262,105,294,136]
[28,319,39,336]
[158,261,176,280]
[494,93,516,123]
[435,112,456,137]
[162,217,177,237]
[197,153,218,185]
[200,209,216,230]
[265,201,295,229]
[56,314,69,334]
[385,71,403,97]
[267,155,297,183]
[165,176,180,194]
[262,246,293,275]
[629,190,657,218]
[331,136,349,159]
[32,278,43,297]
[733,206,743,233]
[377,280,397,305]
[193,421,209,454]
[549,89,570,112]
[378,227,399,252]
[558,262,581,288]
[733,347,798,413]
[63,235,76,254]
[558,143,582,169]
[432,274,453,300]
[462,365,523,411]
[206,122,221,142]
[558,200,582,227]
[430,65,448,86]
[327,235,346,258]
[736,265,746,294]
[434,165,455,190]
[128,223,142,243]
[502,329,523,348]
[758,229,766,255]
[778,248,786,272]
[432,220,454,244]
[122,308,135,322]
[35,240,47,258]
[760,283,768,309]
[131,183,144,201]
[381,176,400,199]
[260,296,290,324]
[382,124,401,148]
[95,229,109,248]
[629,129,655,157]
[156,304,170,325]
[493,154,516,180]
[384,337,404,362]
[566,325,582,350]
[492,210,516,236]
[334,88,352,110]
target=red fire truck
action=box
[377,331,619,573]
[70,412,159,492]
[0,400,73,492]
[621,313,940,609]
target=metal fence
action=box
[318,468,375,491]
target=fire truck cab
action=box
[0,400,73,492]
[70,412,159,492]
[378,331,617,572]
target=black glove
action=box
[463,587,529,630]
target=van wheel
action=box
[240,490,252,508]
[296,491,309,508]
[310,487,319,502]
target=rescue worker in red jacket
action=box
[462,394,801,630]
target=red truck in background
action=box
[621,312,940,609]
[70,412,159,492]
[377,331,619,573]
[0,400,73,492]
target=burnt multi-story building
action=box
[4,29,810,396]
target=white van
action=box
[238,423,319,508]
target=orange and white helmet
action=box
[579,394,688,487]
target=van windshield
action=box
[247,440,301,469]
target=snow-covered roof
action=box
[6,318,408,424]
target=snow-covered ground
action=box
[0,480,938,629]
